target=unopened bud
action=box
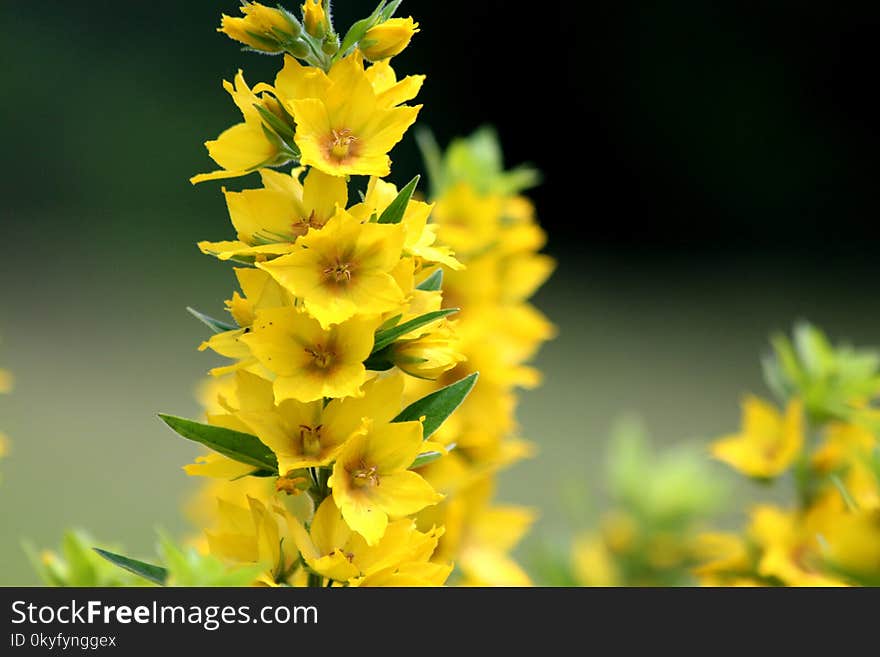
[219,2,301,53]
[361,17,419,61]
[322,32,340,55]
[302,0,328,39]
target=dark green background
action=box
[2,2,879,584]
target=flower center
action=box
[350,462,380,489]
[299,424,323,457]
[323,260,353,284]
[328,128,358,162]
[306,344,334,369]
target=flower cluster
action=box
[397,127,556,584]
[698,323,880,586]
[533,419,727,586]
[134,1,555,588]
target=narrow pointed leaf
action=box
[371,308,457,353]
[338,2,386,55]
[377,175,419,224]
[93,549,167,586]
[410,450,444,469]
[392,372,478,439]
[253,103,296,142]
[158,414,278,473]
[416,269,443,291]
[187,307,237,334]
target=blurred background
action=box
[2,1,879,583]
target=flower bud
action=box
[322,32,340,56]
[301,0,327,39]
[390,323,464,380]
[361,17,419,61]
[219,2,301,53]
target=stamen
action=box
[350,462,380,488]
[305,344,333,369]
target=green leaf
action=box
[410,450,444,469]
[377,314,403,332]
[392,372,479,439]
[416,269,443,291]
[371,308,458,353]
[158,414,278,473]
[411,442,456,469]
[93,549,167,586]
[377,175,419,224]
[186,307,237,334]
[338,1,386,56]
[415,127,445,198]
[379,0,403,20]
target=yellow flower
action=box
[199,168,348,261]
[242,307,379,402]
[692,532,755,585]
[361,18,420,61]
[289,496,445,585]
[824,510,880,583]
[301,0,327,38]
[812,421,876,473]
[417,477,535,586]
[329,419,443,545]
[191,71,283,184]
[258,207,406,328]
[206,495,291,586]
[290,53,421,177]
[351,561,452,586]
[219,2,298,52]
[235,370,405,474]
[748,503,846,586]
[364,59,425,109]
[349,177,462,270]
[431,182,503,256]
[225,267,295,329]
[390,321,465,380]
[572,533,619,587]
[711,397,804,479]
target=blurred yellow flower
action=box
[711,397,804,479]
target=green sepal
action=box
[93,549,167,586]
[371,308,458,353]
[392,372,478,439]
[186,307,237,334]
[377,175,419,224]
[253,103,296,144]
[158,414,278,474]
[364,346,394,372]
[416,269,443,291]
